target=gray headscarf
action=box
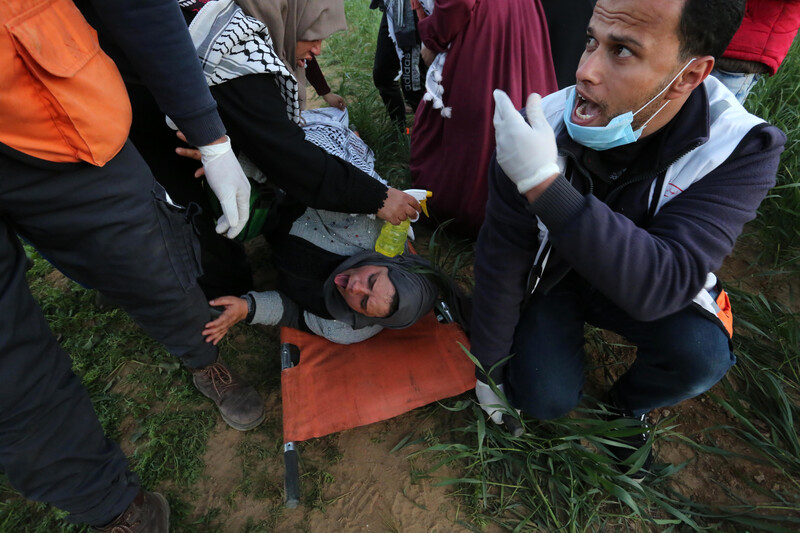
[323,250,438,330]
[235,0,347,108]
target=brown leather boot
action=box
[95,491,169,532]
[191,356,265,431]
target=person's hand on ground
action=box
[493,90,560,194]
[323,92,347,110]
[377,188,421,225]
[203,296,249,345]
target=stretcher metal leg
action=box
[281,343,301,507]
[283,442,300,508]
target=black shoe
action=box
[95,491,169,532]
[605,410,654,481]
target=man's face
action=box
[295,40,322,68]
[334,265,396,318]
[572,0,685,131]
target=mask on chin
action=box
[564,58,696,151]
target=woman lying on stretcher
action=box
[201,108,459,345]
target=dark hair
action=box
[677,0,745,59]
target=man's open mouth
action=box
[573,91,603,125]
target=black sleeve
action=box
[305,57,331,96]
[75,0,225,146]
[210,74,389,214]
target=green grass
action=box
[744,40,800,272]
[3,1,800,531]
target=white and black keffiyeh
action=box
[417,0,451,118]
[179,0,301,124]
[301,108,386,185]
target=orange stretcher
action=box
[279,311,474,506]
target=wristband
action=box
[243,293,256,324]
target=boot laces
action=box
[106,526,136,533]
[202,362,236,396]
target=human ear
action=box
[666,55,715,99]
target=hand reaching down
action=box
[198,136,251,238]
[323,92,347,110]
[173,132,251,238]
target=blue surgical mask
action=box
[564,58,696,151]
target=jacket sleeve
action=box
[75,0,225,147]
[470,156,540,382]
[532,124,785,321]
[418,0,476,54]
[210,74,389,214]
[305,57,331,96]
[248,290,301,328]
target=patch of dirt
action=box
[45,269,73,291]
[655,396,784,510]
[721,236,799,307]
[274,416,489,533]
[185,401,492,532]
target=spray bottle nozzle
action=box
[404,189,433,221]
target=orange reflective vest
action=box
[0,0,131,165]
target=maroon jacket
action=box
[723,0,800,75]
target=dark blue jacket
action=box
[471,85,785,381]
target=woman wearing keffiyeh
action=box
[121,0,422,299]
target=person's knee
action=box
[525,396,578,420]
[508,379,580,420]
[668,332,734,397]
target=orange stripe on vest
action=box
[716,288,733,339]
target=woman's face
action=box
[295,40,322,68]
[334,265,396,318]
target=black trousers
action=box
[126,82,253,300]
[373,11,425,130]
[0,142,217,525]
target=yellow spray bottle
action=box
[374,189,432,257]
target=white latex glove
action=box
[475,379,507,425]
[493,89,560,194]
[198,136,251,238]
